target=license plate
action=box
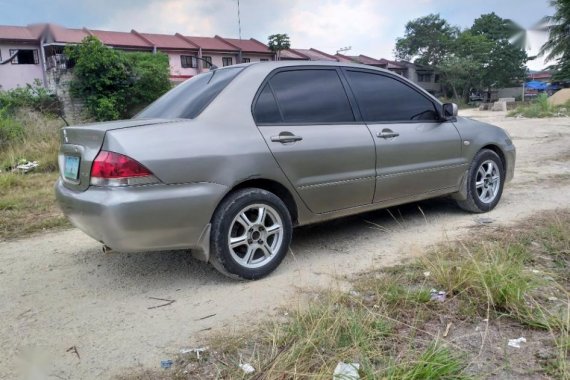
[64,155,80,180]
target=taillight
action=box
[90,151,159,187]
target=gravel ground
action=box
[1,110,569,379]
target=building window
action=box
[202,56,212,68]
[434,74,440,83]
[417,73,432,82]
[9,49,39,65]
[260,58,269,62]
[242,58,251,63]
[222,57,233,67]
[180,55,196,68]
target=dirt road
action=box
[1,110,569,379]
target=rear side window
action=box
[136,67,243,119]
[266,69,354,123]
[345,70,439,122]
[254,84,281,123]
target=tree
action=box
[439,32,493,100]
[394,14,459,65]
[540,0,570,80]
[267,34,291,61]
[471,13,527,88]
[65,36,171,121]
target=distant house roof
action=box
[334,53,356,63]
[292,48,338,61]
[348,55,383,65]
[0,25,40,42]
[528,71,551,80]
[87,29,152,49]
[280,49,309,60]
[181,35,238,52]
[50,26,89,44]
[218,37,272,54]
[137,32,197,50]
[377,58,405,70]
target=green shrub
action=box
[0,80,62,116]
[65,36,171,121]
[0,109,24,147]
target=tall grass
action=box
[508,94,570,118]
[0,109,63,172]
[141,211,570,380]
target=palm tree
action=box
[539,0,570,62]
[268,34,291,61]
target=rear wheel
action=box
[456,149,505,213]
[209,188,292,280]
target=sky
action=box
[1,0,554,70]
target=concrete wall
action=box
[242,54,273,62]
[0,43,44,90]
[497,87,523,99]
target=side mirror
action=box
[442,103,458,120]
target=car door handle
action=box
[377,131,400,139]
[271,133,303,143]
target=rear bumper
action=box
[55,178,227,253]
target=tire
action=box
[209,188,292,280]
[456,149,505,213]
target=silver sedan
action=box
[55,61,515,279]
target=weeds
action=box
[137,211,570,380]
[0,172,69,239]
[508,94,570,118]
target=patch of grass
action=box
[0,172,69,240]
[508,95,570,118]
[0,109,63,172]
[127,211,570,379]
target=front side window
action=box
[267,69,354,123]
[346,70,439,122]
[9,49,39,65]
[136,67,243,119]
[180,55,195,68]
[222,57,233,67]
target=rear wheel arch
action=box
[220,179,299,225]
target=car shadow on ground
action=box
[81,197,465,287]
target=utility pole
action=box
[237,0,242,39]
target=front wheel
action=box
[456,149,505,213]
[209,188,292,280]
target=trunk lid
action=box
[58,119,170,191]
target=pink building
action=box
[0,23,275,89]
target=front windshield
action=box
[136,67,243,119]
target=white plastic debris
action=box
[333,362,360,380]
[423,271,431,278]
[508,337,526,348]
[239,363,255,374]
[180,347,207,359]
[13,161,39,173]
[430,289,446,302]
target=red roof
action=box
[378,58,405,70]
[87,29,152,48]
[138,32,197,50]
[182,36,238,52]
[334,53,356,63]
[293,48,337,61]
[0,25,39,41]
[349,55,382,65]
[280,49,309,60]
[528,71,551,80]
[50,26,89,44]
[218,37,271,53]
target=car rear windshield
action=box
[135,67,243,119]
